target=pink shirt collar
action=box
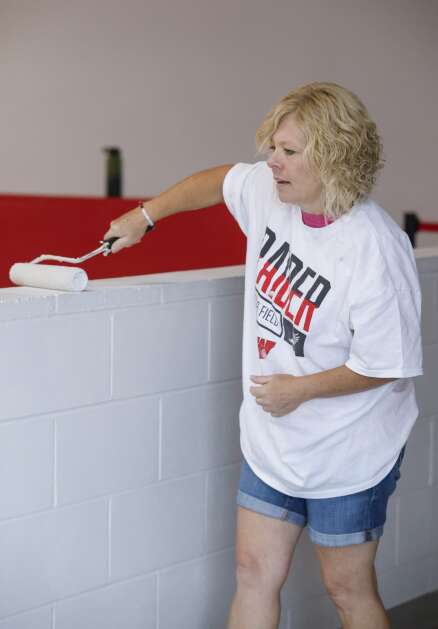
[300,209,334,228]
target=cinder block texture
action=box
[397,419,432,492]
[160,275,244,303]
[0,417,53,520]
[398,487,434,565]
[110,476,205,580]
[112,302,209,398]
[0,608,52,629]
[158,549,235,629]
[56,396,160,505]
[433,416,438,484]
[209,295,244,381]
[288,592,340,629]
[428,552,438,592]
[0,313,111,421]
[0,500,108,618]
[415,345,438,419]
[379,558,431,609]
[161,381,242,480]
[0,254,436,625]
[54,576,156,629]
[205,464,241,553]
[418,274,438,344]
[0,291,56,321]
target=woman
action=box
[103,82,423,629]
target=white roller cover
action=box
[9,263,88,291]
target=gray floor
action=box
[387,590,438,629]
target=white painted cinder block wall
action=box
[0,252,437,629]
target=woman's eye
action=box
[267,146,296,156]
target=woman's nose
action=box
[267,150,281,169]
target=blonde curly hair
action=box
[255,82,385,220]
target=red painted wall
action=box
[1,195,246,288]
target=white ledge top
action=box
[89,264,245,287]
[0,244,437,320]
[0,265,246,320]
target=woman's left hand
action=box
[249,374,308,417]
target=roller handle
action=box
[103,237,120,253]
[96,236,119,257]
[102,224,151,254]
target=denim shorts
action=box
[237,445,406,547]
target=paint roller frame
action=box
[9,237,120,292]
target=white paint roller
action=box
[9,263,88,291]
[9,237,120,292]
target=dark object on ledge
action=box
[404,211,438,248]
[103,147,123,197]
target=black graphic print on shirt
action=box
[256,226,331,358]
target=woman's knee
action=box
[321,563,378,607]
[315,539,380,603]
[235,547,290,591]
[233,507,302,591]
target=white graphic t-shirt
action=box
[223,161,423,498]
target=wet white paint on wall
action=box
[0,255,437,629]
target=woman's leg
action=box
[227,505,304,629]
[314,539,389,629]
[306,448,406,628]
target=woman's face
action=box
[266,113,324,213]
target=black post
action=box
[403,212,420,248]
[103,147,123,197]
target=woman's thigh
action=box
[235,506,304,588]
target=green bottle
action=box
[103,147,122,197]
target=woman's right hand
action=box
[103,205,149,254]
